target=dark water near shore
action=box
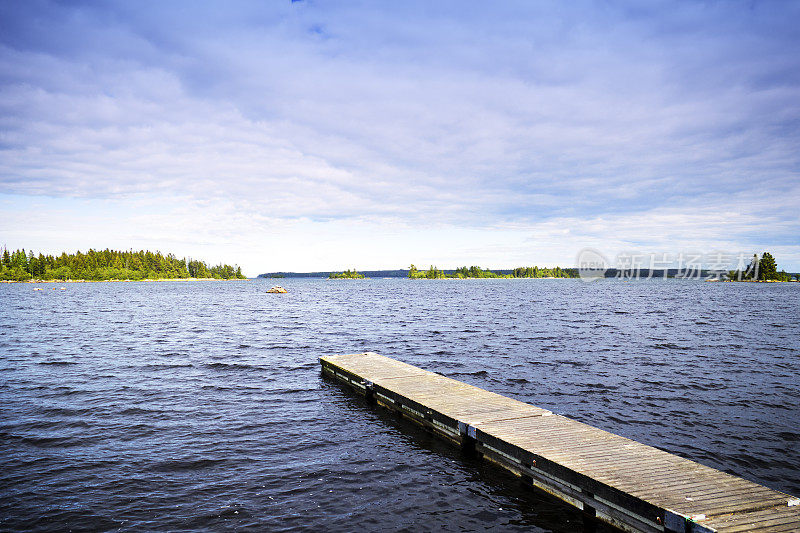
[1,279,798,532]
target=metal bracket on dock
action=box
[458,421,477,439]
[360,380,375,402]
[663,509,715,533]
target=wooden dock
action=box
[320,352,800,533]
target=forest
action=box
[0,248,246,281]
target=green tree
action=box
[758,252,778,281]
[426,265,445,279]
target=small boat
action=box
[267,286,288,293]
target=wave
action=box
[203,362,260,371]
[148,458,226,472]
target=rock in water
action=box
[267,286,288,293]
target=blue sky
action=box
[1,1,799,274]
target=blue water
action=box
[1,278,798,531]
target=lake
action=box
[1,278,798,531]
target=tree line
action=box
[407,264,578,279]
[0,248,246,281]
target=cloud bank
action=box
[1,1,799,272]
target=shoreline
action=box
[722,279,797,283]
[324,276,578,280]
[2,278,251,284]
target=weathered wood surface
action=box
[320,352,800,533]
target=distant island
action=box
[407,264,578,279]
[328,269,365,279]
[1,248,246,282]
[727,252,796,282]
[260,269,409,278]
[259,256,798,281]
[259,265,579,279]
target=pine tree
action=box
[758,252,778,281]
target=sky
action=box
[1,0,799,275]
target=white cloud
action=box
[0,1,798,270]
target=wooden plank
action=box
[471,408,793,518]
[702,505,800,532]
[323,352,429,380]
[320,353,800,533]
